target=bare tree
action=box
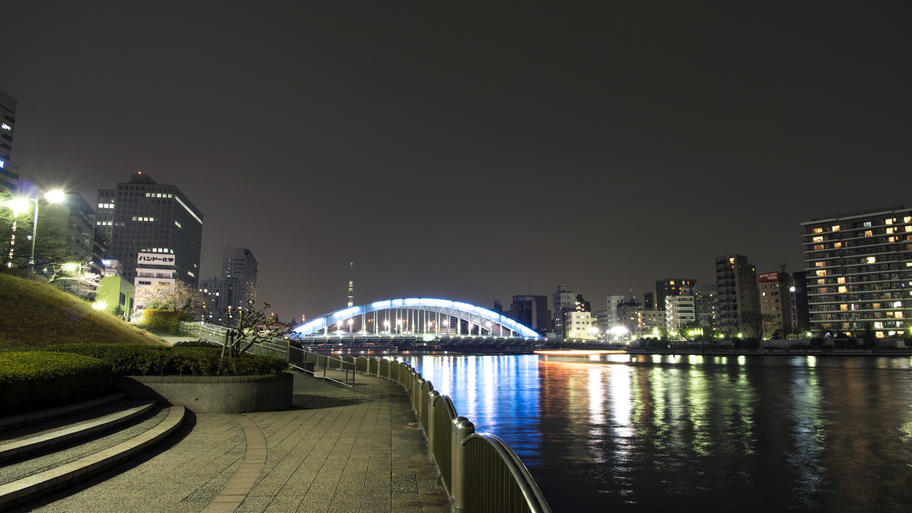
[740,311,775,340]
[214,299,290,357]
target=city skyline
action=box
[3,3,910,322]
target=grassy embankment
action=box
[0,272,167,352]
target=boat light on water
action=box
[534,349,627,356]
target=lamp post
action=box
[9,190,65,274]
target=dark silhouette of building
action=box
[504,295,551,336]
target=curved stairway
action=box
[0,394,185,511]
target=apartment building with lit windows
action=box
[802,206,912,338]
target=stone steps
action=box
[0,396,185,511]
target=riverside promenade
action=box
[15,372,450,513]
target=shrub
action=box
[141,309,191,334]
[173,340,222,349]
[45,344,287,376]
[744,337,760,350]
[0,352,114,415]
[809,337,824,348]
[732,337,743,349]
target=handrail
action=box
[462,433,551,513]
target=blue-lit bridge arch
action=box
[293,298,540,339]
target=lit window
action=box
[815,262,825,267]
[813,228,823,234]
[886,218,895,225]
[867,257,876,263]
[840,304,848,311]
[838,286,847,293]
[865,230,873,236]
[864,221,872,227]
[1,123,10,131]
[834,242,842,248]
[832,225,840,231]
[816,270,827,276]
[837,277,845,284]
[905,217,911,223]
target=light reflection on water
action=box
[400,354,912,512]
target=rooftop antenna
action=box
[347,262,354,308]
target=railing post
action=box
[427,391,439,460]
[451,417,475,513]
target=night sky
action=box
[4,2,911,323]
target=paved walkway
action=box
[17,372,450,513]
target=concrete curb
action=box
[0,402,155,463]
[0,406,186,511]
[0,394,127,432]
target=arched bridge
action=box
[293,298,541,339]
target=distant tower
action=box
[347,262,354,308]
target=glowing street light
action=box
[8,189,65,274]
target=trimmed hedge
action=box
[0,352,114,415]
[141,309,191,334]
[45,344,288,377]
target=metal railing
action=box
[364,355,552,513]
[287,347,356,389]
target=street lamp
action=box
[8,190,65,274]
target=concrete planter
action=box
[116,373,293,413]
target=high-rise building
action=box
[552,285,576,338]
[97,172,203,286]
[505,295,550,336]
[715,254,759,335]
[656,279,697,311]
[643,291,658,311]
[200,246,258,325]
[693,283,719,332]
[802,206,912,338]
[759,270,792,338]
[222,246,258,308]
[0,88,18,194]
[616,298,643,336]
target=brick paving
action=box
[15,372,449,513]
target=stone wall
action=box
[117,373,293,413]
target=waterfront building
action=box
[97,172,203,286]
[616,298,643,336]
[665,294,696,334]
[656,279,697,313]
[504,295,550,336]
[802,206,912,338]
[759,270,792,338]
[693,283,719,332]
[0,88,17,194]
[604,295,625,331]
[565,310,598,340]
[552,285,576,338]
[643,291,658,311]
[642,308,667,337]
[715,254,759,335]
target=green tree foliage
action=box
[676,320,702,341]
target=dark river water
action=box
[397,353,912,512]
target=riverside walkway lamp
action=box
[9,189,65,273]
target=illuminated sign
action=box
[137,253,175,266]
[758,272,779,283]
[513,295,538,302]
